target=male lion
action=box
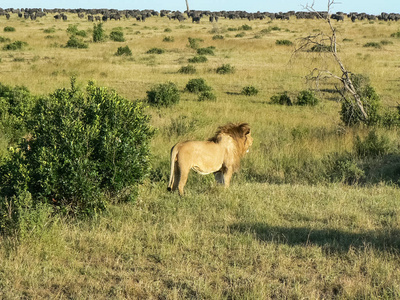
[167,122,253,195]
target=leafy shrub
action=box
[0,83,34,146]
[187,37,203,49]
[242,86,259,96]
[164,28,172,32]
[363,42,381,49]
[235,32,246,38]
[354,131,391,157]
[216,64,235,74]
[276,39,293,46]
[164,115,198,137]
[3,26,15,32]
[196,47,215,55]
[146,47,165,54]
[310,44,331,52]
[296,90,319,106]
[110,30,125,42]
[65,36,88,49]
[340,74,381,126]
[380,40,393,45]
[390,31,400,38]
[329,154,365,184]
[185,78,212,93]
[212,35,224,40]
[43,27,56,34]
[188,55,208,63]
[93,23,106,42]
[147,82,180,107]
[270,91,292,105]
[0,79,154,235]
[238,24,252,31]
[198,90,216,101]
[178,65,196,74]
[0,36,11,43]
[115,45,132,56]
[163,36,174,42]
[3,41,27,51]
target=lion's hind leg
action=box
[214,171,225,185]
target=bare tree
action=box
[295,0,368,122]
[185,0,190,16]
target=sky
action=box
[0,0,398,15]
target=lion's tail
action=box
[167,144,179,191]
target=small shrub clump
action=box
[0,36,11,43]
[3,26,15,32]
[163,36,174,42]
[65,36,88,49]
[147,82,180,107]
[93,23,106,42]
[212,35,224,40]
[276,39,293,46]
[185,78,212,93]
[363,42,381,49]
[187,37,203,49]
[196,47,215,55]
[310,44,331,52]
[216,64,235,74]
[354,131,391,158]
[198,90,216,101]
[110,30,125,42]
[188,55,208,63]
[340,74,381,126]
[178,65,196,74]
[238,24,252,31]
[390,31,400,38]
[270,91,292,105]
[242,86,259,96]
[115,45,132,56]
[296,90,319,106]
[146,47,165,54]
[3,41,27,51]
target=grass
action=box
[1,12,400,298]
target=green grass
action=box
[1,12,400,298]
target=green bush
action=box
[340,74,381,126]
[110,30,125,42]
[0,83,34,146]
[43,27,56,34]
[196,47,215,55]
[163,36,174,42]
[3,41,27,51]
[0,36,11,43]
[296,90,319,106]
[238,24,252,31]
[65,36,88,49]
[147,82,180,107]
[390,31,400,38]
[242,86,259,96]
[185,78,212,93]
[146,47,165,54]
[212,35,224,40]
[235,32,246,38]
[115,45,132,56]
[329,154,365,185]
[188,55,208,63]
[310,44,331,52]
[198,90,216,101]
[276,39,293,46]
[354,131,391,158]
[178,65,196,74]
[93,23,106,42]
[216,64,235,74]
[187,37,203,49]
[363,42,381,49]
[270,91,292,105]
[3,26,15,32]
[0,79,154,235]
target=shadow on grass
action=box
[230,223,400,253]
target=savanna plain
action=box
[1,10,400,299]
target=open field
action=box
[1,11,400,298]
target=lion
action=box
[167,122,253,195]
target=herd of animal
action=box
[0,7,399,23]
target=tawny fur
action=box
[167,123,253,195]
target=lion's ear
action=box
[244,129,250,136]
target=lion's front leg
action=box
[214,171,224,184]
[223,168,233,187]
